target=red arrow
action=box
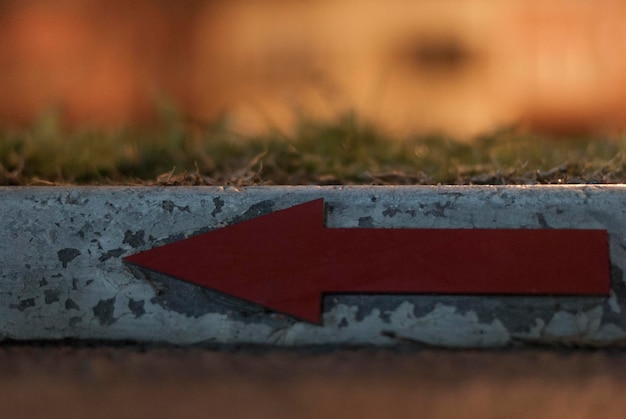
[124,198,610,323]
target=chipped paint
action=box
[1,185,626,346]
[57,248,81,268]
[128,299,145,318]
[92,297,117,326]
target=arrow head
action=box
[124,199,329,323]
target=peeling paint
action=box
[146,270,269,322]
[57,248,81,268]
[608,291,621,313]
[69,316,82,327]
[99,248,125,262]
[92,297,117,326]
[423,201,453,218]
[65,298,80,310]
[128,299,145,318]
[358,216,374,227]
[0,186,624,346]
[10,298,36,311]
[542,307,604,338]
[388,302,510,347]
[161,200,190,214]
[536,212,550,228]
[382,207,401,217]
[123,230,145,248]
[238,200,274,221]
[211,197,225,217]
[44,289,60,304]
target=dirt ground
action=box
[1,344,626,419]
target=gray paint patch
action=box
[147,270,259,319]
[128,299,146,318]
[161,200,190,214]
[69,316,82,327]
[536,212,550,228]
[44,289,60,304]
[10,298,36,311]
[383,207,401,217]
[601,265,626,324]
[57,248,81,268]
[99,248,125,262]
[237,200,274,222]
[423,201,452,217]
[123,230,145,248]
[144,270,294,327]
[358,216,375,227]
[65,298,80,310]
[92,297,117,326]
[161,200,176,213]
[211,197,225,217]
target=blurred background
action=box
[1,0,625,139]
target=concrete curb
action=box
[2,185,625,347]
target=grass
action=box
[1,112,626,186]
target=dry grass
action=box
[1,112,625,186]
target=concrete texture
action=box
[1,185,625,347]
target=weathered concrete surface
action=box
[1,185,625,347]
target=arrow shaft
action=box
[321,228,609,294]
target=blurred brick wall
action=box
[1,0,625,137]
[0,0,201,126]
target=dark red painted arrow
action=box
[124,198,610,323]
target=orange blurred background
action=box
[1,0,625,138]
